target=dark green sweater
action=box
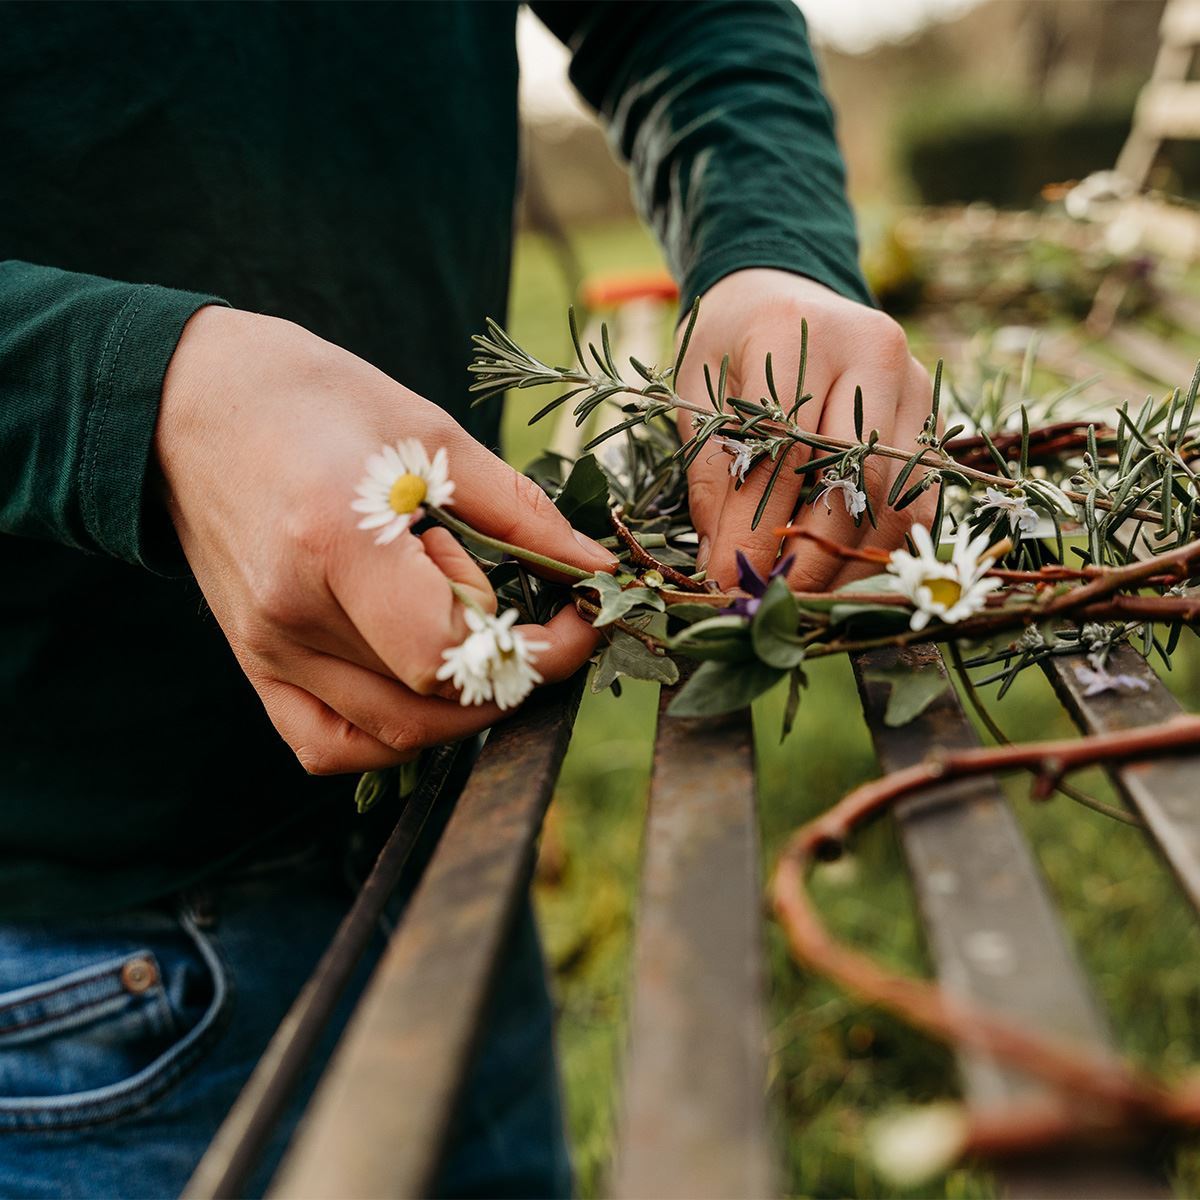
[0,0,868,918]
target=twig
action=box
[610,505,705,592]
[573,596,668,652]
[770,716,1200,1162]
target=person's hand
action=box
[677,270,937,591]
[156,306,617,774]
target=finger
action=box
[419,527,497,613]
[435,427,618,578]
[783,371,905,592]
[829,360,937,590]
[672,333,740,574]
[329,528,478,694]
[255,677,414,775]
[678,334,838,588]
[269,526,498,684]
[515,605,601,683]
[263,653,507,774]
[680,418,733,577]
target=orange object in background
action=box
[579,269,678,310]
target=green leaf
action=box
[579,574,664,627]
[666,602,727,623]
[354,769,390,815]
[816,573,906,626]
[522,449,571,493]
[667,659,785,718]
[864,664,950,727]
[750,576,807,668]
[554,454,611,538]
[781,664,808,740]
[592,631,679,692]
[670,615,755,662]
[597,583,672,628]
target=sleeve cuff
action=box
[79,284,227,573]
[680,237,875,319]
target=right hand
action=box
[156,306,617,775]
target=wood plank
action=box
[853,645,1166,1198]
[184,743,465,1200]
[612,683,772,1200]
[268,676,586,1200]
[1043,645,1200,913]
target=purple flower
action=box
[722,550,795,617]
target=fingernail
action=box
[698,535,711,568]
[573,528,618,567]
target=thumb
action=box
[443,432,619,577]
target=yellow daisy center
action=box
[925,577,962,610]
[388,473,427,515]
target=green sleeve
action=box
[530,0,873,312]
[0,261,223,569]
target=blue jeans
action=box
[0,841,571,1199]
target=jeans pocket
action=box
[0,908,228,1131]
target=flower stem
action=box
[428,506,593,581]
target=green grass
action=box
[506,220,1200,1198]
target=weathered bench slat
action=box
[612,684,772,1200]
[184,742,465,1200]
[1043,646,1200,912]
[267,677,585,1200]
[853,645,1167,1198]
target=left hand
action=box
[676,269,937,592]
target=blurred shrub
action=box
[896,91,1200,207]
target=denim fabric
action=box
[0,845,571,1199]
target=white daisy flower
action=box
[436,608,550,711]
[351,439,455,545]
[887,524,1002,632]
[869,1104,968,1189]
[435,612,498,708]
[1073,663,1151,697]
[814,470,867,519]
[974,485,1038,539]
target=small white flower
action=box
[1016,625,1046,651]
[716,437,765,483]
[887,524,1002,632]
[869,1103,968,1188]
[436,608,550,711]
[351,439,455,545]
[974,485,1038,539]
[1074,663,1151,697]
[814,470,867,519]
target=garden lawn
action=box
[504,220,1200,1199]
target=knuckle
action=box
[512,470,557,522]
[861,458,890,497]
[247,568,310,631]
[686,470,725,518]
[866,313,911,369]
[284,493,339,564]
[788,562,827,593]
[374,716,424,754]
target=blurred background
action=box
[504,4,1200,1197]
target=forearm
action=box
[535,0,871,311]
[0,260,222,567]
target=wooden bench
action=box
[177,618,1200,1198]
[177,272,1200,1197]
